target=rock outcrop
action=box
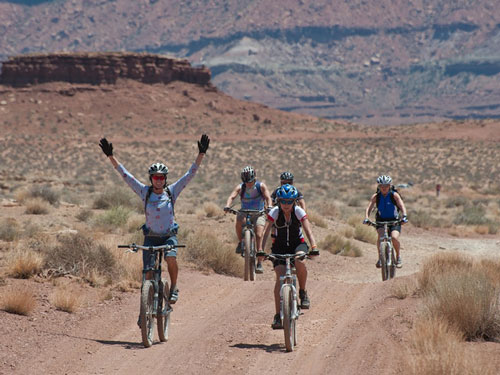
[0,52,211,86]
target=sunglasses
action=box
[281,180,293,185]
[152,175,166,181]
[280,199,295,205]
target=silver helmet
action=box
[377,175,392,185]
[149,162,169,176]
[241,166,256,183]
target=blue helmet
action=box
[277,184,298,200]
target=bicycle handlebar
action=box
[118,243,186,252]
[364,219,403,227]
[264,251,309,261]
[225,207,266,215]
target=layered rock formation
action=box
[0,52,211,86]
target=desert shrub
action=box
[76,209,93,222]
[126,214,144,233]
[342,226,354,238]
[180,228,242,277]
[1,286,36,315]
[347,196,363,207]
[406,317,493,375]
[417,252,473,293]
[92,206,131,231]
[24,197,50,214]
[320,234,362,257]
[488,222,498,234]
[0,218,21,241]
[29,185,59,206]
[307,209,328,228]
[6,249,44,278]
[453,204,489,225]
[445,196,467,208]
[51,286,82,313]
[317,202,338,218]
[391,278,416,300]
[347,215,364,227]
[353,224,377,244]
[410,210,439,229]
[203,202,223,218]
[93,187,137,210]
[43,233,119,282]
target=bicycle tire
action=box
[380,242,389,281]
[283,285,294,352]
[244,230,251,281]
[249,233,256,281]
[140,280,155,347]
[157,278,170,342]
[388,244,396,279]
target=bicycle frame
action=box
[279,256,300,322]
[366,220,401,281]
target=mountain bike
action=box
[226,208,265,281]
[118,243,185,348]
[364,220,402,281]
[264,251,308,352]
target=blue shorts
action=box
[142,235,178,269]
[271,242,309,268]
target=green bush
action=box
[30,185,59,206]
[93,187,137,210]
[411,210,439,229]
[93,206,131,231]
[453,204,489,225]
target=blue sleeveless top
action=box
[377,192,399,220]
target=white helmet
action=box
[377,175,392,185]
[241,166,256,183]
[149,162,169,176]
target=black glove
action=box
[363,219,370,225]
[198,134,210,154]
[223,206,230,213]
[99,138,113,156]
[309,248,320,256]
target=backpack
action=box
[375,185,403,214]
[240,181,262,199]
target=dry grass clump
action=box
[391,278,417,300]
[1,286,36,315]
[203,202,223,218]
[6,249,44,279]
[453,204,489,225]
[410,210,439,229]
[51,286,83,313]
[418,253,500,342]
[347,214,364,227]
[307,209,328,228]
[29,185,59,206]
[43,232,119,283]
[180,228,242,277]
[317,202,339,218]
[0,218,21,241]
[406,317,494,375]
[353,224,377,244]
[320,234,362,257]
[24,197,50,214]
[76,208,94,222]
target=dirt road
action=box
[2,229,497,375]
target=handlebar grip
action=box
[117,245,130,248]
[174,245,186,248]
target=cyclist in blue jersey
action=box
[363,175,408,268]
[224,166,272,273]
[99,135,210,303]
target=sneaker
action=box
[271,313,283,330]
[396,256,402,268]
[299,289,310,309]
[255,262,264,274]
[376,259,382,268]
[169,286,179,304]
[235,242,242,254]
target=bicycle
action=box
[226,208,265,281]
[264,251,308,352]
[118,243,185,348]
[364,220,402,281]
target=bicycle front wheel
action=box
[380,242,389,281]
[140,280,155,348]
[157,278,171,342]
[249,233,256,281]
[388,244,396,280]
[282,285,295,352]
[244,230,252,281]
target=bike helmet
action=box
[276,184,298,200]
[377,175,392,185]
[280,171,294,182]
[241,166,256,183]
[149,162,169,176]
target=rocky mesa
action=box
[0,52,211,87]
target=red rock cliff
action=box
[0,52,211,86]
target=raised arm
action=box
[99,138,119,168]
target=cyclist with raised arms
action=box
[257,184,319,329]
[271,171,306,210]
[99,135,210,303]
[224,166,272,274]
[363,175,408,268]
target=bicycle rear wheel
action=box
[244,230,252,281]
[282,285,295,352]
[157,278,171,342]
[140,280,155,347]
[380,242,389,281]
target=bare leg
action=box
[166,257,178,288]
[274,265,285,314]
[391,231,400,258]
[255,224,265,263]
[295,259,307,290]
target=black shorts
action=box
[271,242,309,268]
